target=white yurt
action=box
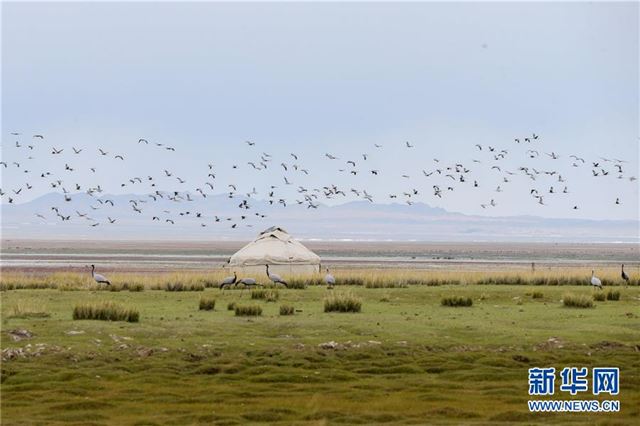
[227,226,321,276]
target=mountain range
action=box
[1,192,638,242]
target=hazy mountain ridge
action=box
[1,192,638,242]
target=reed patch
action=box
[7,301,50,318]
[531,291,544,299]
[441,296,473,307]
[163,282,205,292]
[279,305,295,316]
[234,304,263,316]
[562,293,594,308]
[606,290,621,301]
[324,292,362,313]
[199,296,216,311]
[72,302,140,322]
[251,289,280,302]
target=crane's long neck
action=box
[91,265,95,277]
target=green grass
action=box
[2,285,639,425]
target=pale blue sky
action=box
[2,1,638,220]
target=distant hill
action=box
[1,192,638,242]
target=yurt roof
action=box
[229,226,321,266]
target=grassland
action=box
[1,272,639,425]
[1,267,638,291]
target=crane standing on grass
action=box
[266,265,288,287]
[324,267,335,289]
[590,270,602,290]
[621,264,629,284]
[90,264,111,286]
[220,272,237,289]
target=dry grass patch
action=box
[563,293,594,308]
[441,296,473,307]
[199,296,216,311]
[606,290,621,301]
[7,300,50,318]
[279,305,295,316]
[324,291,362,313]
[163,282,204,292]
[235,304,262,316]
[251,289,279,302]
[72,301,139,322]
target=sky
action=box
[1,1,638,222]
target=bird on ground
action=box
[219,271,237,289]
[324,267,335,288]
[265,265,288,287]
[236,277,260,288]
[621,265,629,283]
[590,270,602,290]
[90,264,111,285]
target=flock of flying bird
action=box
[0,131,636,230]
